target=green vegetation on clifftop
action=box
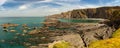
[112,28,120,38]
[89,28,120,48]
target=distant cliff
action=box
[47,6,120,28]
[47,6,120,19]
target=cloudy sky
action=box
[0,0,120,17]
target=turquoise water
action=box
[0,17,45,48]
[59,18,101,23]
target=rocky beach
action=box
[0,6,120,48]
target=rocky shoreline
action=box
[28,6,119,48]
[0,6,119,48]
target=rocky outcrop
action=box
[77,24,115,46]
[28,30,41,35]
[47,6,120,19]
[1,23,19,28]
[53,23,115,47]
[50,34,85,48]
[27,22,115,48]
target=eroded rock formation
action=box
[47,6,120,28]
[47,6,120,19]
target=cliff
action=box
[47,6,120,28]
[47,6,120,19]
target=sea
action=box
[0,17,45,48]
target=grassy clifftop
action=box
[89,28,120,48]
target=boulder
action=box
[28,30,40,35]
[50,34,85,48]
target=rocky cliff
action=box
[47,6,120,28]
[47,6,120,19]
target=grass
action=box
[89,38,120,48]
[112,28,120,38]
[89,28,120,48]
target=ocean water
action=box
[0,17,45,48]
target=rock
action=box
[29,46,38,48]
[22,24,28,27]
[50,34,85,48]
[40,37,46,39]
[28,28,31,30]
[79,24,115,46]
[10,30,16,32]
[22,24,30,29]
[1,23,19,28]
[38,44,48,48]
[47,6,120,19]
[48,40,71,48]
[47,6,120,28]
[33,27,38,30]
[3,29,8,32]
[21,33,25,36]
[28,30,40,35]
[24,42,31,46]
[23,30,27,33]
[15,33,20,35]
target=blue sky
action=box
[0,0,120,17]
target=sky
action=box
[0,0,120,17]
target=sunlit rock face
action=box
[47,6,120,28]
[48,6,120,19]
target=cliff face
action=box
[47,6,120,19]
[47,6,120,28]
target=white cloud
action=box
[0,0,119,17]
[106,0,120,6]
[0,4,102,17]
[56,0,81,2]
[0,0,102,17]
[45,0,52,2]
[18,5,29,10]
[0,0,7,6]
[40,0,53,2]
